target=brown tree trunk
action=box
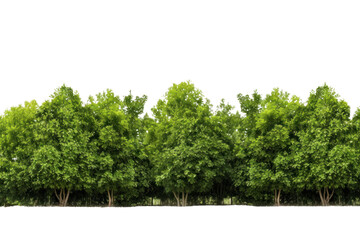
[60,189,64,206]
[173,191,188,206]
[64,189,70,206]
[54,189,61,204]
[61,188,65,206]
[327,188,334,205]
[180,192,189,206]
[274,189,277,206]
[107,190,112,207]
[319,189,325,206]
[182,192,185,207]
[55,188,70,206]
[318,188,335,206]
[173,192,180,206]
[274,189,281,206]
[55,189,64,206]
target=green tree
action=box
[294,84,357,206]
[0,100,38,204]
[121,92,151,205]
[210,99,241,204]
[29,85,93,206]
[233,91,262,203]
[236,89,302,205]
[147,81,229,206]
[87,90,147,206]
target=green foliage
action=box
[210,100,241,202]
[235,89,302,203]
[0,82,360,206]
[28,85,94,205]
[86,89,150,205]
[87,90,135,198]
[294,85,358,193]
[148,82,230,197]
[0,100,38,201]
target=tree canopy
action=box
[0,82,360,207]
[147,82,230,206]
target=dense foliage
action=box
[1,82,360,207]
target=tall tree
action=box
[29,85,93,206]
[233,91,262,203]
[86,90,146,206]
[236,89,302,205]
[121,92,151,205]
[147,81,229,206]
[210,99,240,204]
[294,84,357,206]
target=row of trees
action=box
[1,82,359,206]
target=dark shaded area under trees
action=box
[1,82,360,207]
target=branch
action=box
[54,189,60,202]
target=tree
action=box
[294,84,357,206]
[121,92,151,205]
[29,85,93,206]
[87,90,146,206]
[147,81,229,206]
[210,99,240,204]
[236,89,302,205]
[0,100,38,204]
[233,91,262,203]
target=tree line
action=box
[1,82,360,207]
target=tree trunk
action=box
[111,189,114,206]
[173,191,188,206]
[181,192,189,206]
[318,189,324,205]
[55,188,70,206]
[64,189,70,206]
[173,192,180,206]
[318,188,335,206]
[182,192,185,207]
[107,190,112,207]
[54,189,61,204]
[274,189,281,206]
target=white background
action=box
[1,1,359,239]
[1,1,360,116]
[0,206,359,240]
